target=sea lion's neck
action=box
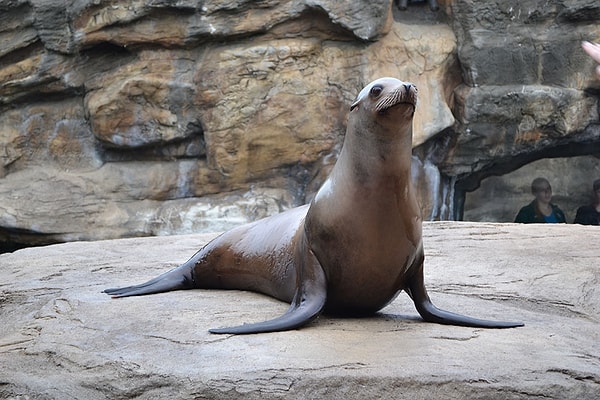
[339,122,414,182]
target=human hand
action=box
[582,41,600,78]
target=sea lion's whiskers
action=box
[375,86,415,112]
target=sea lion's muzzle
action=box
[375,83,418,114]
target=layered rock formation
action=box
[0,0,599,249]
[1,223,599,398]
[0,0,458,248]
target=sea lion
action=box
[104,77,523,334]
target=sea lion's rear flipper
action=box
[208,286,325,334]
[406,263,524,329]
[103,264,195,298]
[209,235,327,335]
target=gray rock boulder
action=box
[1,222,598,399]
[443,0,600,219]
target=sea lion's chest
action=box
[305,176,422,313]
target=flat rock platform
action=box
[1,222,598,399]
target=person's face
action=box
[534,184,552,204]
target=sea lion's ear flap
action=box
[351,84,367,111]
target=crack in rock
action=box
[548,368,600,385]
[205,363,368,396]
[433,332,480,341]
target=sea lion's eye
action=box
[370,85,383,98]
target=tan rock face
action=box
[0,0,460,246]
[1,0,598,246]
[85,51,199,147]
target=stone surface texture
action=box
[0,222,599,399]
[0,0,599,248]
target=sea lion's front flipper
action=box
[209,234,327,335]
[406,262,524,329]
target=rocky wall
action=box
[1,0,600,249]
[444,0,600,219]
[0,0,459,248]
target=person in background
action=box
[574,179,600,225]
[582,41,600,78]
[514,177,566,223]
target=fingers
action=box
[582,41,600,63]
[582,41,600,78]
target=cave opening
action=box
[457,138,600,223]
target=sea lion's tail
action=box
[103,264,195,298]
[406,276,524,329]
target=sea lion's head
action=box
[349,77,417,132]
